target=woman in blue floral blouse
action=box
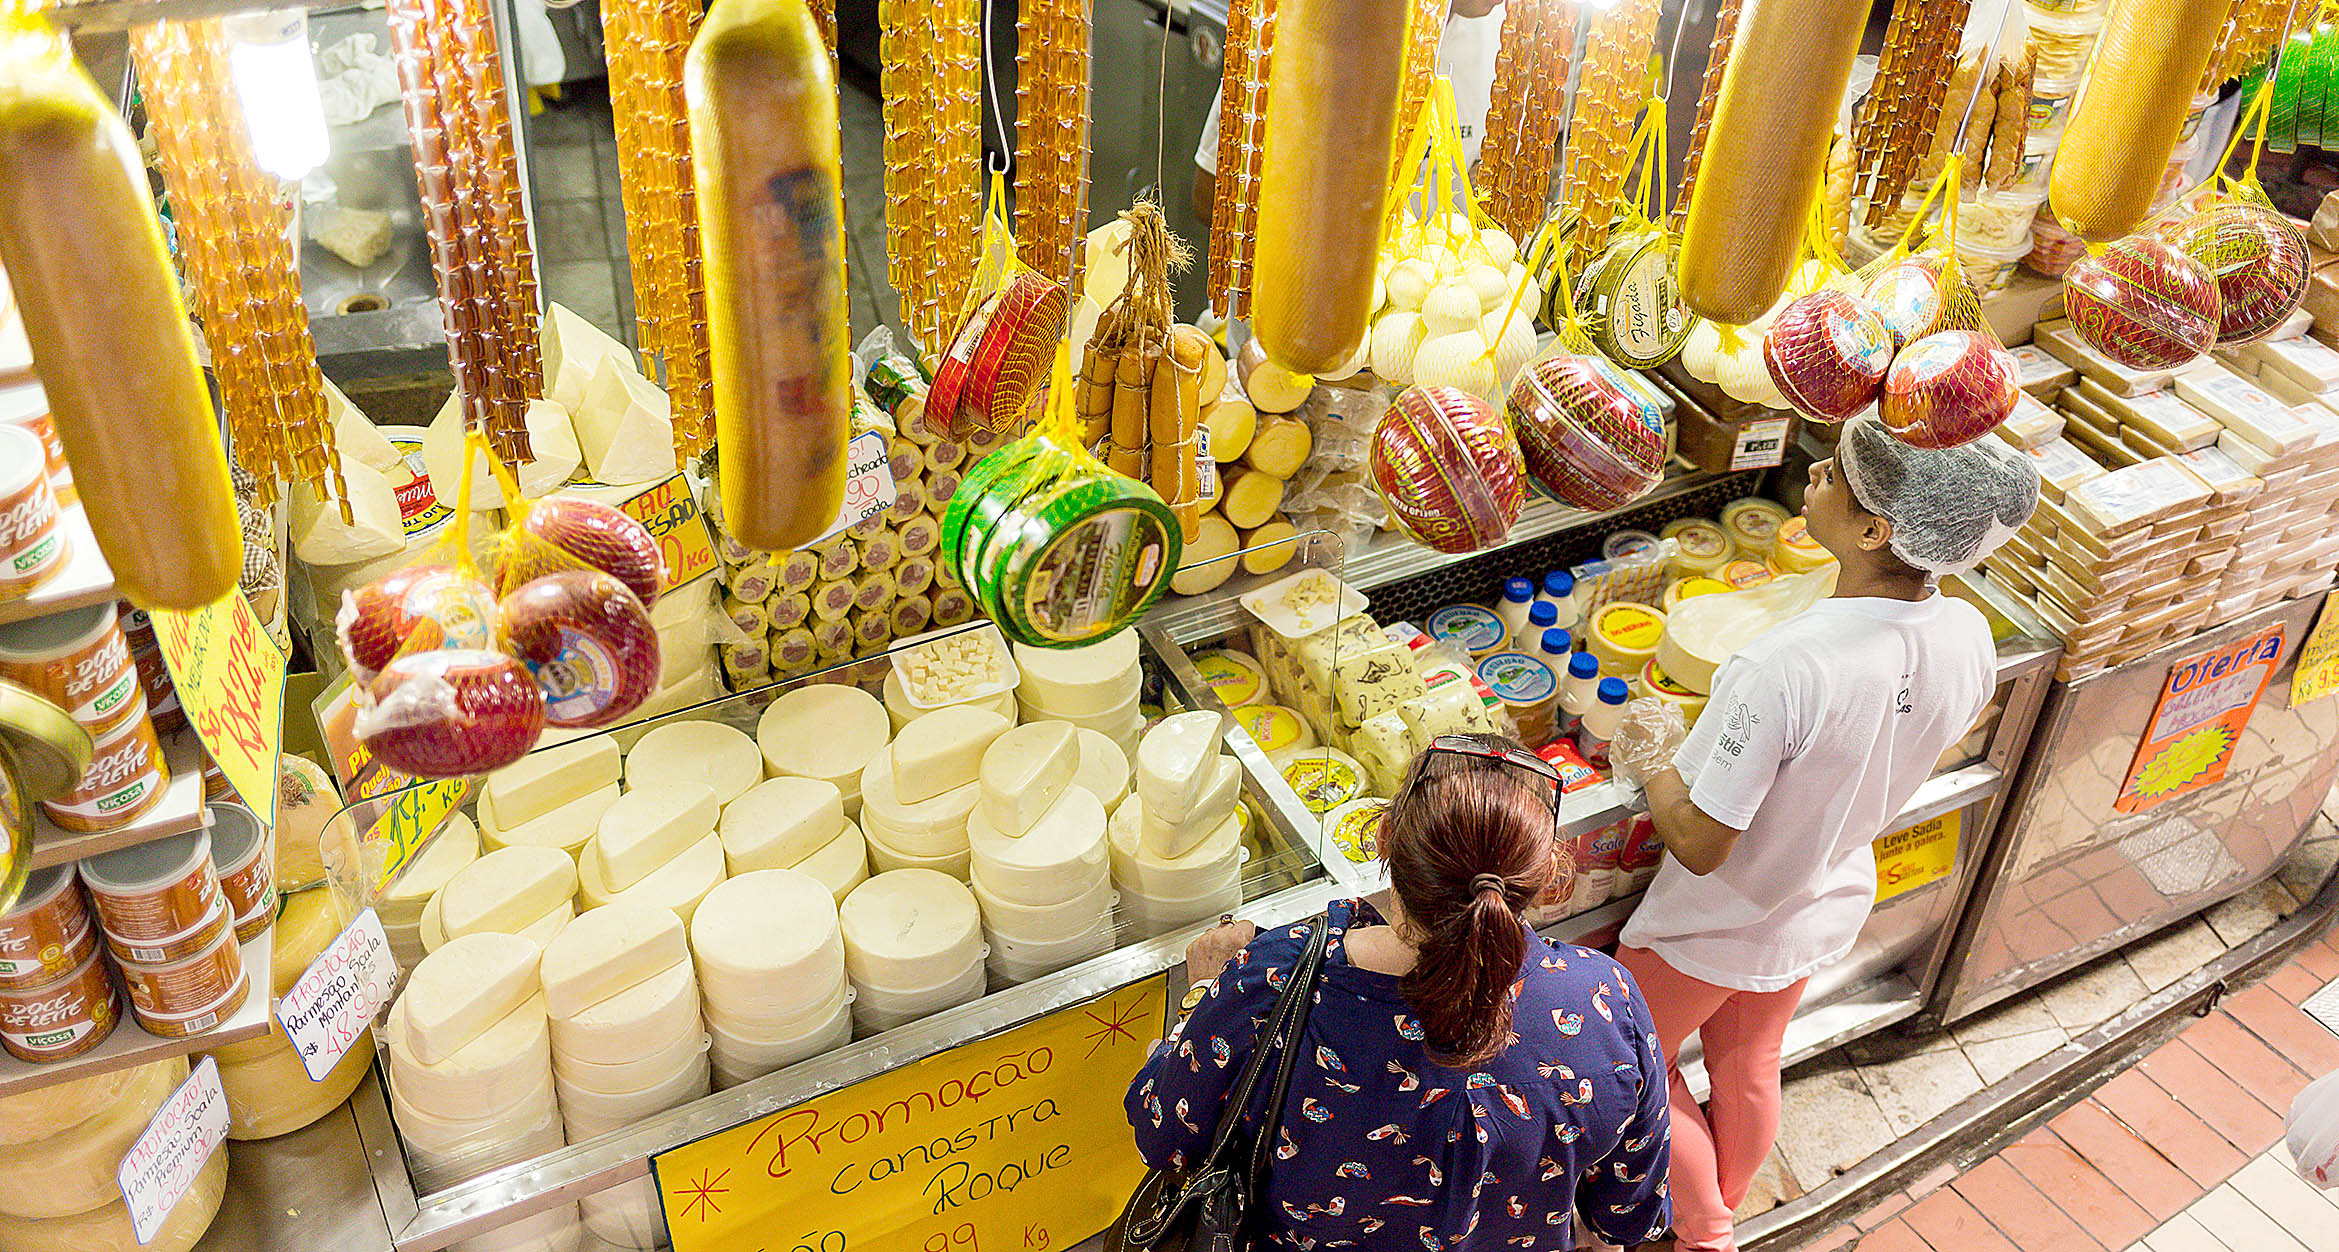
[1127,735,1672,1250]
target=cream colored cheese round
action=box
[420,891,447,953]
[703,974,849,1042]
[387,1064,558,1152]
[217,1027,375,1141]
[554,1020,709,1096]
[1108,794,1245,899]
[851,958,986,1019]
[793,821,870,903]
[384,993,554,1116]
[839,869,982,989]
[626,720,763,808]
[987,919,1113,982]
[965,785,1109,907]
[554,1047,708,1126]
[757,685,890,796]
[718,776,845,874]
[0,1141,225,1252]
[547,958,701,1068]
[883,669,1018,733]
[1071,727,1131,808]
[1019,686,1141,737]
[690,870,844,1019]
[0,1058,183,1218]
[711,994,854,1089]
[861,823,973,880]
[578,831,727,926]
[382,811,480,917]
[582,1177,664,1250]
[857,742,981,858]
[970,870,1113,945]
[1013,631,1141,714]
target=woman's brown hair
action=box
[1380,738,1566,1067]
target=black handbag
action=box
[1107,919,1329,1252]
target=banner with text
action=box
[2117,622,2289,813]
[152,590,286,828]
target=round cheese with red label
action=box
[359,650,546,777]
[497,570,660,728]
[2064,236,2220,369]
[2174,201,2309,347]
[335,564,496,684]
[1505,355,1666,510]
[1880,330,2022,450]
[496,497,664,606]
[929,272,1069,436]
[1763,291,1893,422]
[1371,385,1526,555]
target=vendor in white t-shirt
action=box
[1605,414,2041,1252]
[1188,0,1504,229]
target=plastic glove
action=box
[1608,696,1687,792]
[2290,1068,2339,1189]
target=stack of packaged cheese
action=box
[384,933,569,1205]
[692,870,851,1089]
[840,869,985,1037]
[1111,712,1244,937]
[0,1059,227,1252]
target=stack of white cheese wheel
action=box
[205,888,377,1140]
[624,720,765,812]
[577,784,728,925]
[477,739,621,859]
[0,1058,229,1252]
[1112,712,1247,936]
[839,869,986,1036]
[1013,630,1145,757]
[435,846,580,949]
[718,776,869,902]
[881,665,1017,732]
[381,811,479,966]
[542,905,709,1248]
[856,705,1011,879]
[690,870,852,1088]
[755,685,892,819]
[383,933,571,1204]
[967,722,1114,983]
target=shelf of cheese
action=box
[25,731,211,871]
[0,504,122,629]
[0,926,270,1097]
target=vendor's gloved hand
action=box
[1608,697,1687,796]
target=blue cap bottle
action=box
[1503,577,1535,605]
[1596,676,1630,705]
[1569,652,1601,680]
[1528,600,1557,628]
[1543,571,1574,599]
[1539,628,1573,659]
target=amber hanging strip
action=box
[1206,0,1272,319]
[1014,0,1093,287]
[1559,0,1659,263]
[882,0,983,353]
[1668,0,1741,231]
[133,19,347,515]
[1478,0,1578,241]
[1853,0,1968,225]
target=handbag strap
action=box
[1244,920,1328,1185]
[1187,919,1330,1181]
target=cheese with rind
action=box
[892,705,1011,805]
[540,903,689,1019]
[593,783,720,891]
[487,737,622,829]
[580,830,727,925]
[719,776,846,874]
[0,1139,225,1252]
[978,721,1080,835]
[0,1057,182,1219]
[437,846,580,943]
[627,720,763,807]
[400,932,544,1067]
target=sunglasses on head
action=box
[1427,733,1564,817]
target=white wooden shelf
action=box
[0,926,272,1097]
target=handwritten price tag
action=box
[151,590,287,828]
[365,776,474,895]
[118,1057,228,1245]
[809,431,898,546]
[278,908,399,1081]
[621,475,720,595]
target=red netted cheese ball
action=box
[2174,201,2310,346]
[497,570,661,729]
[1370,385,1526,554]
[360,649,546,777]
[335,564,497,683]
[1506,354,1668,509]
[1880,330,2022,449]
[1862,256,1984,350]
[494,497,665,606]
[2063,236,2221,369]
[1762,291,1895,422]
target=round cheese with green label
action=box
[1575,229,1692,369]
[989,472,1181,647]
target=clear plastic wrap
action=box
[2173,199,2311,346]
[1879,329,2024,450]
[1606,696,1686,791]
[2063,235,2221,370]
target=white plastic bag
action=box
[2289,1067,2339,1189]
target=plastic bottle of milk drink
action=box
[1577,677,1630,769]
[1538,627,1573,666]
[1558,651,1602,738]
[1497,577,1538,643]
[1538,571,1580,631]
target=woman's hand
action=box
[1185,916,1257,977]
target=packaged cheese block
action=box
[0,1141,225,1252]
[547,955,701,1068]
[1142,754,1241,859]
[487,737,622,829]
[2064,459,2214,537]
[439,847,581,944]
[384,990,553,1113]
[2212,392,2320,458]
[881,668,1018,732]
[2010,342,2078,398]
[757,684,890,806]
[215,1022,375,1141]
[971,870,1114,948]
[553,1012,709,1096]
[892,705,1012,805]
[2175,446,2265,507]
[2019,438,2109,504]
[1013,630,1142,715]
[1136,711,1225,816]
[593,783,720,891]
[1330,640,1428,727]
[719,776,847,874]
[576,355,680,485]
[289,459,402,565]
[978,721,1081,836]
[1999,391,2065,449]
[1107,794,1243,899]
[2174,365,2295,442]
[0,1057,182,1218]
[1072,727,1131,809]
[2079,380,2223,450]
[691,869,845,1022]
[2035,321,2177,396]
[626,720,762,809]
[2240,334,2339,393]
[966,784,1110,906]
[858,741,983,857]
[839,870,983,991]
[540,903,689,1019]
[400,931,545,1066]
[580,831,726,925]
[1350,711,1411,794]
[477,782,616,859]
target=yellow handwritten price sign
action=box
[655,976,1168,1252]
[2292,597,2339,707]
[1874,811,1959,902]
[621,475,719,595]
[150,590,286,828]
[363,776,473,895]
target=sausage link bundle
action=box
[2050,0,2232,242]
[1251,0,1412,375]
[687,0,851,550]
[0,24,241,610]
[1677,0,1871,327]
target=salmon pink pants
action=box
[1615,945,1808,1252]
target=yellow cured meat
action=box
[2050,0,2231,242]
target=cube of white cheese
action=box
[437,846,580,943]
[979,721,1080,836]
[400,931,543,1066]
[893,705,1012,805]
[289,458,403,565]
[593,782,720,891]
[538,901,687,1020]
[486,738,622,830]
[576,356,679,485]
[543,302,637,416]
[1136,711,1224,815]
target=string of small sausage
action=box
[131,17,346,516]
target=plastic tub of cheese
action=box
[1958,230,2033,295]
[969,872,1114,943]
[2026,71,2083,139]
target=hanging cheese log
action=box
[1669,0,1742,232]
[689,0,851,550]
[1206,0,1274,319]
[1678,0,1871,326]
[134,19,347,517]
[2050,0,2233,242]
[1479,0,1579,241]
[602,0,715,456]
[0,21,242,609]
[1253,0,1411,375]
[1560,0,1662,266]
[881,0,982,351]
[1013,0,1092,287]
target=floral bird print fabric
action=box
[1126,899,1672,1250]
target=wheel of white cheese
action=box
[839,869,982,990]
[554,1020,709,1096]
[793,821,870,903]
[857,742,981,858]
[0,1058,183,1219]
[387,1063,558,1153]
[514,903,574,951]
[577,831,727,925]
[384,992,554,1116]
[1072,727,1131,808]
[964,784,1109,907]
[420,891,447,954]
[1013,630,1141,714]
[690,870,844,1022]
[757,684,890,809]
[437,845,579,944]
[717,776,846,874]
[987,920,1113,983]
[382,811,480,925]
[861,822,972,880]
[554,1048,708,1127]
[0,1143,225,1252]
[1018,686,1142,738]
[1121,883,1244,937]
[970,870,1113,945]
[709,1000,853,1088]
[1108,794,1246,899]
[625,720,763,809]
[851,957,986,1018]
[398,1094,564,1190]
[547,958,702,1069]
[705,979,850,1051]
[883,669,1018,733]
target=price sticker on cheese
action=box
[621,474,720,595]
[1730,416,1792,471]
[278,907,400,1080]
[808,430,898,546]
[118,1057,228,1245]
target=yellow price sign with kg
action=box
[655,977,1168,1252]
[150,590,286,828]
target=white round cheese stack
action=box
[966,791,1109,935]
[707,990,853,1090]
[624,721,763,810]
[540,904,708,1149]
[1014,631,1143,752]
[477,737,622,860]
[577,783,728,926]
[436,846,579,949]
[883,667,1019,733]
[796,821,871,902]
[1108,794,1246,937]
[691,870,846,1025]
[384,933,564,1186]
[1072,727,1132,808]
[381,812,480,969]
[840,870,984,1035]
[858,739,987,860]
[757,684,891,818]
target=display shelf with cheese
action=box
[23,729,212,870]
[0,925,269,1097]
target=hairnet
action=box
[1836,413,2040,575]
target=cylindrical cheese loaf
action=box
[1249,0,1411,374]
[2049,0,2229,242]
[1677,0,1871,326]
[0,30,239,609]
[688,0,850,549]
